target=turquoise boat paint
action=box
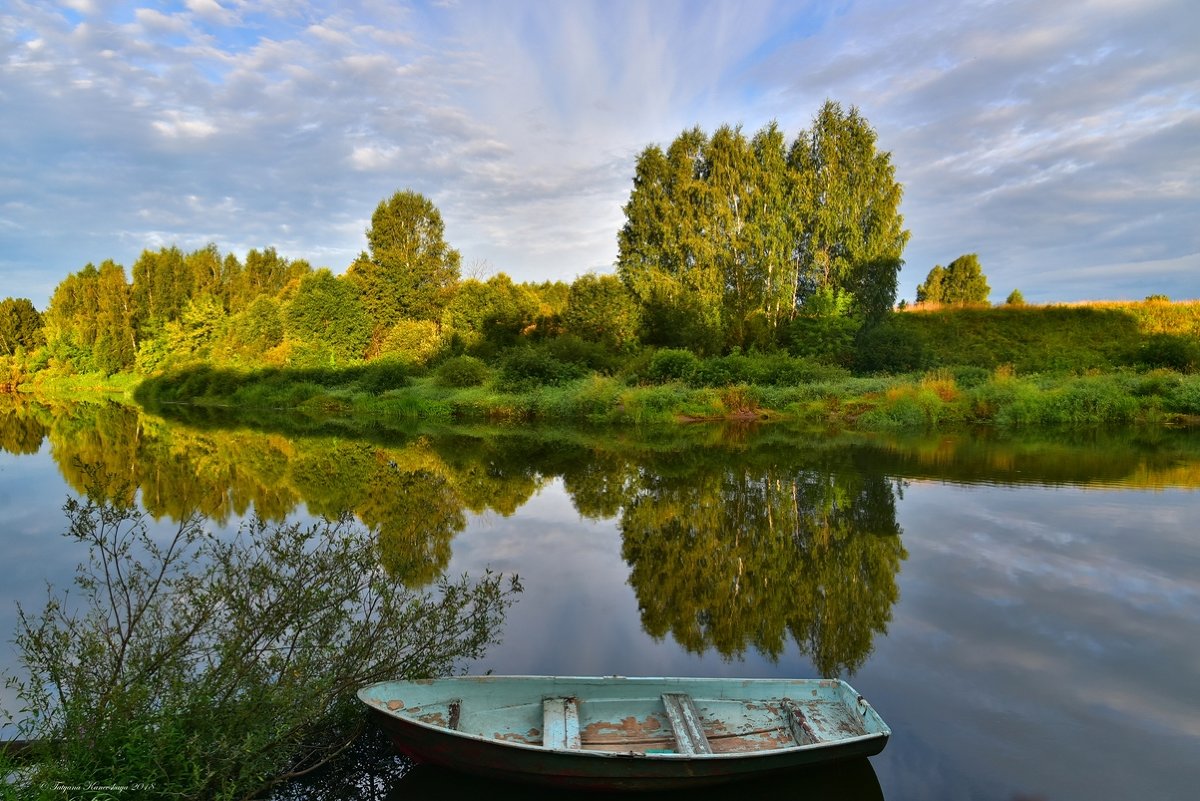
[358,675,891,791]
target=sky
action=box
[1,0,1197,311]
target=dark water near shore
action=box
[2,396,1198,800]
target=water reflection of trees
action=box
[620,455,907,675]
[0,396,48,454]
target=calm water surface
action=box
[1,398,1198,800]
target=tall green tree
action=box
[915,264,946,304]
[917,254,989,305]
[284,269,371,363]
[347,190,461,333]
[0,297,44,356]
[240,248,312,306]
[618,104,908,349]
[789,100,909,320]
[44,261,136,374]
[131,246,190,331]
[745,122,799,341]
[942,253,990,305]
[617,129,725,352]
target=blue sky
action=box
[2,0,1197,310]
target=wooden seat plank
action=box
[661,693,713,755]
[543,697,581,749]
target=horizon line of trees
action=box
[3,100,921,380]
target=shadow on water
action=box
[390,759,883,801]
[274,728,884,801]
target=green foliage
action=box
[915,265,944,304]
[441,274,540,352]
[1137,333,1200,372]
[284,269,371,363]
[646,348,700,383]
[375,318,443,366]
[496,346,586,392]
[617,104,908,351]
[433,355,492,388]
[563,273,641,351]
[789,101,909,321]
[788,286,861,365]
[4,494,519,800]
[348,190,461,328]
[535,334,618,375]
[854,319,931,373]
[1165,375,1200,414]
[43,260,137,375]
[1006,288,1025,306]
[0,297,44,356]
[917,254,989,306]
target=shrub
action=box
[543,334,621,374]
[646,349,700,383]
[496,347,585,391]
[1137,333,1200,372]
[354,360,411,394]
[375,319,442,366]
[433,355,491,388]
[854,322,931,374]
[4,495,519,801]
[1165,376,1200,415]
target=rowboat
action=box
[357,675,891,791]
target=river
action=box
[1,397,1198,800]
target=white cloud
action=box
[0,0,1196,307]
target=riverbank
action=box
[120,363,1199,430]
[10,300,1200,430]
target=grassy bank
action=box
[17,300,1200,431]
[130,361,1200,430]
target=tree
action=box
[346,190,461,332]
[563,273,641,351]
[284,269,371,363]
[44,261,137,374]
[131,246,190,332]
[789,101,909,321]
[1006,288,1025,306]
[915,264,945,304]
[0,297,44,356]
[617,129,725,352]
[921,253,989,306]
[441,274,539,351]
[7,495,518,799]
[617,103,908,350]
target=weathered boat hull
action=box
[358,675,890,791]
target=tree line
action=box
[0,100,1006,383]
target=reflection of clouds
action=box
[873,481,1200,800]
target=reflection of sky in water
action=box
[874,482,1200,801]
[442,479,1200,801]
[3,442,1199,800]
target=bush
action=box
[854,322,931,374]
[433,355,492,388]
[646,349,700,383]
[1165,376,1200,415]
[1137,333,1200,372]
[353,360,411,394]
[496,347,585,391]
[543,334,622,374]
[4,494,519,801]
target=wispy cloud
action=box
[0,0,1196,306]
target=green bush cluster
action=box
[496,347,587,392]
[433,355,491,388]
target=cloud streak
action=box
[1,0,1196,308]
